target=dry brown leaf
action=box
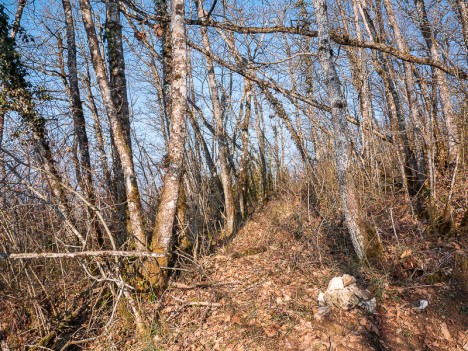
[400,249,412,259]
[263,326,278,337]
[440,322,453,341]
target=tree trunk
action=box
[61,0,103,246]
[106,0,135,247]
[450,0,468,60]
[313,0,368,259]
[150,0,188,284]
[83,58,112,194]
[358,2,421,197]
[239,80,252,219]
[414,0,459,163]
[196,0,237,238]
[78,0,146,249]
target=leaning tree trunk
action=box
[451,0,468,51]
[312,0,368,260]
[357,2,421,198]
[150,0,188,285]
[196,0,237,238]
[78,0,146,250]
[414,0,459,164]
[83,58,112,194]
[384,0,427,186]
[61,0,102,246]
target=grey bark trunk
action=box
[451,0,468,59]
[313,0,367,259]
[197,0,237,237]
[414,0,459,163]
[83,59,112,193]
[151,0,187,274]
[358,2,420,197]
[62,0,102,246]
[239,80,252,219]
[78,0,146,249]
[105,0,134,246]
[384,0,427,190]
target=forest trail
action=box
[131,197,468,351]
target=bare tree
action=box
[150,0,188,284]
[312,0,368,259]
[78,0,146,249]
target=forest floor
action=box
[103,195,468,351]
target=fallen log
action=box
[0,251,165,260]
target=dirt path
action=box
[148,199,468,351]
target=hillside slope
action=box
[103,197,468,351]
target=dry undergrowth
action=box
[94,194,468,351]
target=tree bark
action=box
[196,0,237,238]
[150,0,188,283]
[78,0,146,249]
[106,0,135,246]
[62,0,103,246]
[414,0,459,163]
[357,2,421,197]
[450,0,468,59]
[239,80,252,219]
[312,0,367,259]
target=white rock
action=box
[317,291,325,306]
[414,300,428,310]
[342,274,356,287]
[324,289,360,310]
[327,276,344,291]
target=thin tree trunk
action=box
[196,0,237,238]
[61,0,103,246]
[0,0,26,204]
[313,0,368,259]
[106,0,135,246]
[78,0,146,249]
[239,80,252,219]
[450,0,468,59]
[414,0,459,163]
[358,2,420,197]
[253,91,269,203]
[83,58,112,194]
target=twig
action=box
[170,295,221,307]
[169,281,239,289]
[389,208,400,245]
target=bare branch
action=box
[0,251,165,260]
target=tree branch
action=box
[187,19,467,80]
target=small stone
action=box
[317,291,325,306]
[324,289,360,310]
[327,276,344,291]
[342,274,356,287]
[314,306,331,320]
[414,299,428,310]
[359,298,377,313]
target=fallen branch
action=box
[169,281,240,289]
[0,251,165,260]
[170,295,222,307]
[186,301,222,307]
